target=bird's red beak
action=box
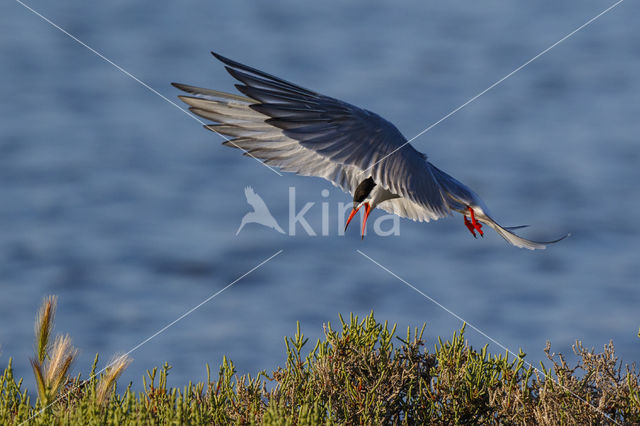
[345,202,371,239]
[345,205,361,232]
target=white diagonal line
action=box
[356,249,621,425]
[357,250,511,348]
[14,0,283,177]
[361,0,625,176]
[22,249,284,424]
[108,249,283,361]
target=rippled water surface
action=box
[1,1,639,389]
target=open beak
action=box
[345,204,362,232]
[345,202,372,239]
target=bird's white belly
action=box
[370,185,401,208]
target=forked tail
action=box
[482,216,569,250]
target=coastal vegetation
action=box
[1,296,638,424]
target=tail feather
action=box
[483,217,568,250]
[503,224,529,231]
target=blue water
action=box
[1,0,639,392]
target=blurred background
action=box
[1,0,638,390]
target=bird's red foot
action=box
[464,215,477,238]
[464,207,483,238]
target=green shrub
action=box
[1,298,639,424]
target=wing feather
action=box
[174,52,452,221]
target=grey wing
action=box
[376,197,443,222]
[174,52,452,221]
[174,82,364,195]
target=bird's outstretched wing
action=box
[173,52,451,223]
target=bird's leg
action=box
[464,206,483,238]
[464,215,476,238]
[361,202,371,240]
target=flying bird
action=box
[236,186,285,235]
[173,52,567,249]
